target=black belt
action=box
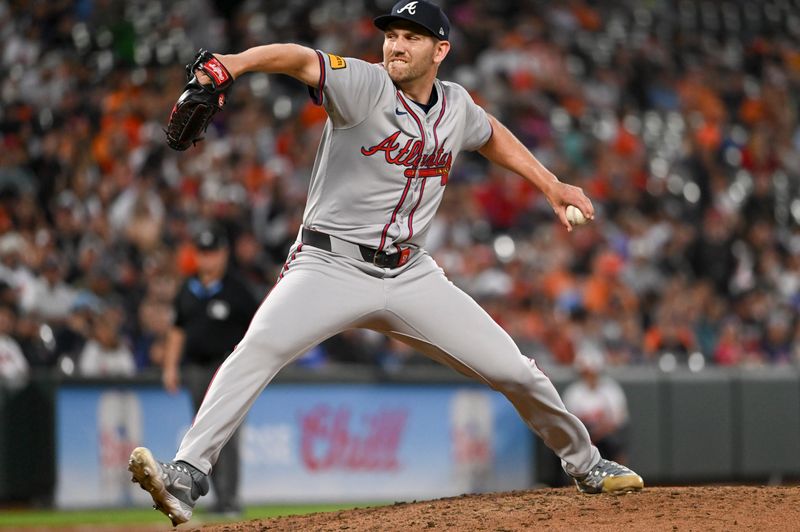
[301,227,412,268]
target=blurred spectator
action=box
[56,293,101,362]
[688,210,737,295]
[77,308,135,377]
[230,229,272,299]
[0,281,15,309]
[378,336,440,372]
[0,302,29,390]
[108,172,165,252]
[16,312,57,368]
[320,330,375,366]
[131,297,172,370]
[0,233,34,293]
[643,312,699,364]
[714,317,750,366]
[760,309,795,365]
[19,254,77,323]
[563,344,630,464]
[582,250,639,317]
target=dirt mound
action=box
[194,486,800,531]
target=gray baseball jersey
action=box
[303,51,492,252]
[172,49,600,484]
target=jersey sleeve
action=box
[459,87,493,151]
[307,50,388,128]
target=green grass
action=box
[0,503,375,527]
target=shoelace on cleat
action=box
[590,460,634,478]
[162,462,191,475]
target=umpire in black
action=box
[162,221,259,516]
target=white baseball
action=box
[566,205,588,226]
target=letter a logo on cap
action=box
[397,1,418,14]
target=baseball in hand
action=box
[566,205,589,226]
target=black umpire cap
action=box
[193,222,228,251]
[374,0,450,41]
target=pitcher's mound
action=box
[197,486,800,531]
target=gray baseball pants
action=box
[175,243,599,477]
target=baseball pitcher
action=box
[130,1,643,525]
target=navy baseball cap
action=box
[374,0,450,41]
[193,222,228,251]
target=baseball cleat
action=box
[128,447,209,526]
[572,459,644,495]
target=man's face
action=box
[382,21,440,84]
[196,247,228,277]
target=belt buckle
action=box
[372,251,393,268]
[372,248,410,268]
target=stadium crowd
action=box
[1,0,799,380]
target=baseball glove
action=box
[165,49,234,151]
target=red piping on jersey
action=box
[377,178,413,253]
[432,87,447,156]
[432,88,448,184]
[405,178,427,241]
[396,92,426,153]
[403,87,447,242]
[309,50,326,106]
[377,91,426,253]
